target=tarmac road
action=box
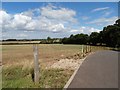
[68,50,119,88]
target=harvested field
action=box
[2,44,109,88]
[2,44,84,68]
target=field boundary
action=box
[63,52,94,89]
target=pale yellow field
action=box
[2,44,108,88]
[2,44,83,68]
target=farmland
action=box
[2,44,109,88]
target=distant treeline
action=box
[40,37,62,44]
[2,38,62,44]
[62,19,120,48]
[2,39,44,41]
[2,19,120,48]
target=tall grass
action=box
[2,65,73,88]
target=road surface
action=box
[68,50,118,88]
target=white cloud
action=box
[102,11,113,17]
[0,10,12,30]
[70,26,86,33]
[70,29,83,33]
[11,14,32,30]
[40,5,77,23]
[1,4,115,39]
[91,7,110,12]
[0,10,11,24]
[1,4,77,33]
[88,27,101,33]
[104,11,111,17]
[70,29,79,33]
[17,33,28,38]
[69,26,101,34]
[82,27,101,34]
[88,16,118,26]
[48,23,65,33]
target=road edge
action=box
[63,52,94,89]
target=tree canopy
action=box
[61,19,120,48]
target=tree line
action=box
[62,19,120,48]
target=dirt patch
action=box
[48,52,87,70]
[49,58,85,70]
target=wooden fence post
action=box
[86,45,88,53]
[88,45,89,52]
[33,44,39,84]
[88,45,90,52]
[84,45,86,54]
[89,45,91,52]
[89,45,90,52]
[87,45,89,53]
[81,45,84,57]
[85,45,87,53]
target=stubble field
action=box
[2,44,108,88]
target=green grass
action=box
[3,66,32,88]
[2,66,73,88]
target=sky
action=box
[1,2,118,39]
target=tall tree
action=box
[102,19,120,47]
[90,32,100,45]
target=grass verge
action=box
[2,66,73,88]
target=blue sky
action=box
[1,2,118,39]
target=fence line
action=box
[81,45,91,57]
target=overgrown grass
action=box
[2,66,73,88]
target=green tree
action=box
[62,33,88,44]
[47,37,53,44]
[115,19,120,27]
[102,25,120,47]
[101,19,120,47]
[90,32,100,45]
